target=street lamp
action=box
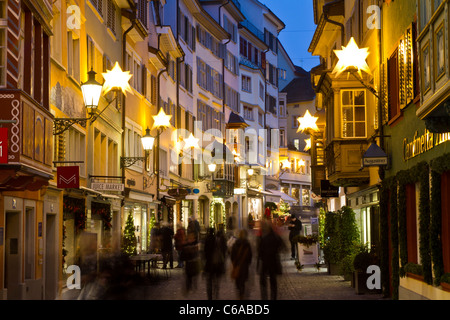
[53,63,131,135]
[120,107,172,169]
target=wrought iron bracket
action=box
[120,156,146,168]
[53,117,90,135]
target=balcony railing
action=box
[239,20,265,42]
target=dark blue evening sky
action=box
[262,0,320,71]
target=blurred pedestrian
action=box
[160,222,174,269]
[187,216,201,242]
[149,222,161,253]
[230,229,252,300]
[181,231,201,294]
[288,214,302,260]
[204,227,227,300]
[174,225,186,268]
[258,221,285,300]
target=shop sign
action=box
[362,143,388,167]
[320,180,339,198]
[57,166,80,189]
[403,130,450,161]
[0,127,8,163]
[168,188,188,198]
[91,182,124,192]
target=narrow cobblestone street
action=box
[61,226,387,301]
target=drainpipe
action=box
[377,4,385,180]
[324,12,345,47]
[121,8,137,206]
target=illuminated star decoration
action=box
[183,133,200,149]
[281,159,291,170]
[152,108,172,130]
[298,159,306,167]
[102,61,133,95]
[297,110,319,133]
[304,139,312,151]
[332,37,371,78]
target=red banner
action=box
[0,128,8,164]
[57,166,80,189]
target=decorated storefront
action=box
[380,104,450,300]
[123,202,149,255]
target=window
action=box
[279,101,285,117]
[259,82,264,101]
[341,90,366,138]
[63,128,86,176]
[179,62,193,93]
[264,28,277,53]
[258,112,263,126]
[242,75,251,93]
[225,51,239,75]
[435,24,445,79]
[89,0,103,17]
[422,43,431,93]
[244,106,253,121]
[266,95,277,115]
[197,24,224,58]
[278,68,286,80]
[178,12,195,50]
[106,0,116,35]
[223,15,237,43]
[137,0,148,28]
[197,57,207,90]
[292,115,299,129]
[293,138,300,151]
[225,85,240,113]
[280,130,285,147]
[67,31,80,82]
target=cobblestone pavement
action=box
[61,226,387,301]
[138,227,385,301]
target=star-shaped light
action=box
[304,139,312,151]
[281,159,291,170]
[298,159,306,167]
[183,133,200,149]
[102,62,133,95]
[332,37,371,78]
[297,110,319,133]
[152,108,172,129]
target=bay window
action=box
[341,90,366,138]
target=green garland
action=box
[396,170,409,277]
[417,162,432,285]
[210,198,225,229]
[430,153,450,285]
[380,176,394,298]
[390,177,399,300]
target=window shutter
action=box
[191,26,196,51]
[388,49,399,120]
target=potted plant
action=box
[353,249,378,294]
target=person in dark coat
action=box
[258,221,285,300]
[288,214,302,260]
[230,229,252,300]
[203,228,227,300]
[181,231,200,294]
[160,223,174,269]
[174,225,186,268]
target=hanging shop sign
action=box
[91,182,124,192]
[362,143,388,167]
[320,180,339,198]
[403,130,450,161]
[57,166,80,189]
[168,188,188,199]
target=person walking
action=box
[174,225,186,268]
[160,222,174,269]
[230,229,252,300]
[258,221,285,300]
[288,214,302,260]
[187,217,201,242]
[203,227,227,300]
[181,231,200,294]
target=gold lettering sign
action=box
[403,130,450,161]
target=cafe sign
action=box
[403,130,450,161]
